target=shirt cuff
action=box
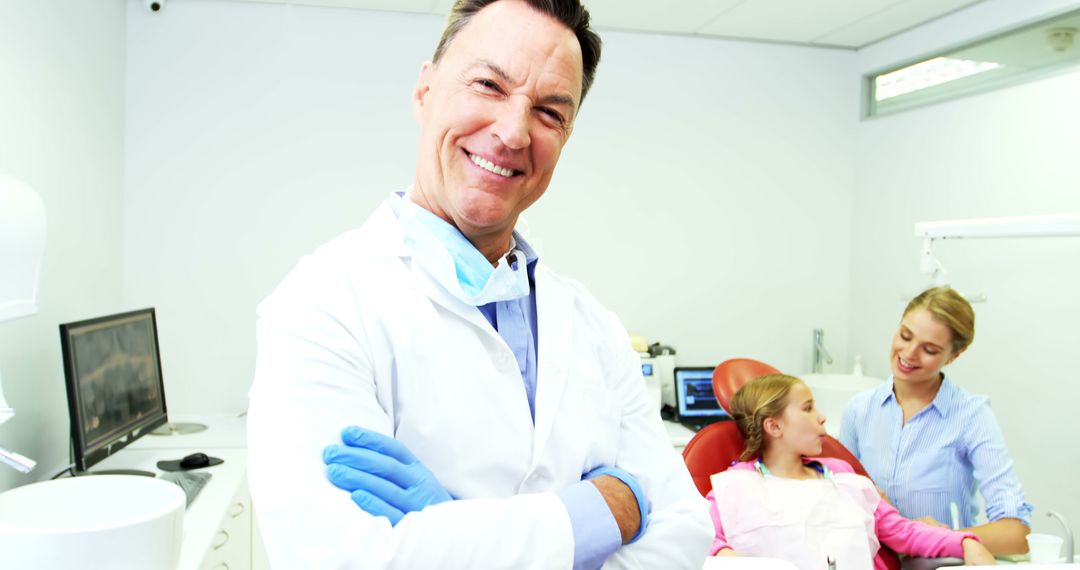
[557,480,622,570]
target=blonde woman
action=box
[840,287,1032,555]
[707,374,995,569]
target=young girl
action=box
[707,374,996,569]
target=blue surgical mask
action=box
[397,196,530,305]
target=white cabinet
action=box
[199,480,251,570]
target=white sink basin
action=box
[798,373,885,436]
[0,475,185,570]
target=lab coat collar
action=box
[367,193,496,332]
[362,193,410,258]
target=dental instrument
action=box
[1047,510,1075,564]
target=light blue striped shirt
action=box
[839,375,1033,528]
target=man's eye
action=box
[538,107,565,125]
[475,79,500,92]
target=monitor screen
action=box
[675,367,730,419]
[60,308,168,472]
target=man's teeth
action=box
[469,153,515,177]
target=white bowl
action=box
[0,475,185,570]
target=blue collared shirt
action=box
[839,375,1033,528]
[472,234,621,570]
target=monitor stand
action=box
[150,422,207,436]
[74,468,156,477]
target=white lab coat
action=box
[247,194,712,569]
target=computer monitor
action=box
[674,367,730,429]
[60,308,168,474]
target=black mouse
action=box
[180,452,211,469]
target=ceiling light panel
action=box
[697,0,896,46]
[815,0,986,48]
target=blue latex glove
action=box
[322,426,452,525]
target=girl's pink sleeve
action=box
[874,499,979,558]
[706,490,732,555]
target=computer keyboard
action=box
[159,470,212,508]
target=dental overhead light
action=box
[913,213,1080,302]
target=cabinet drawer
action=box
[199,482,251,570]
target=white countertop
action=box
[665,420,698,448]
[128,413,248,450]
[96,414,248,570]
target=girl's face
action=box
[771,382,827,456]
[890,307,958,386]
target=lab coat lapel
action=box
[407,264,494,333]
[531,267,573,466]
[370,194,495,333]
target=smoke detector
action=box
[1046,27,1077,52]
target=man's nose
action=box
[493,99,531,150]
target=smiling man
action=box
[247,1,712,568]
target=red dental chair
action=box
[681,358,904,570]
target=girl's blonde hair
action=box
[729,374,803,461]
[903,286,975,354]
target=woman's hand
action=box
[715,548,738,557]
[962,537,996,565]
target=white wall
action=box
[123,0,859,415]
[123,0,443,413]
[0,0,127,490]
[530,30,858,374]
[850,0,1080,539]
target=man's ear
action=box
[412,61,434,124]
[763,417,782,439]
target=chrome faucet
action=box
[812,328,833,374]
[1048,510,1075,563]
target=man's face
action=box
[411,0,584,247]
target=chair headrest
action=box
[711,358,782,411]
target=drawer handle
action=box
[228,502,246,518]
[212,530,230,550]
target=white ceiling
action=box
[233,0,989,49]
